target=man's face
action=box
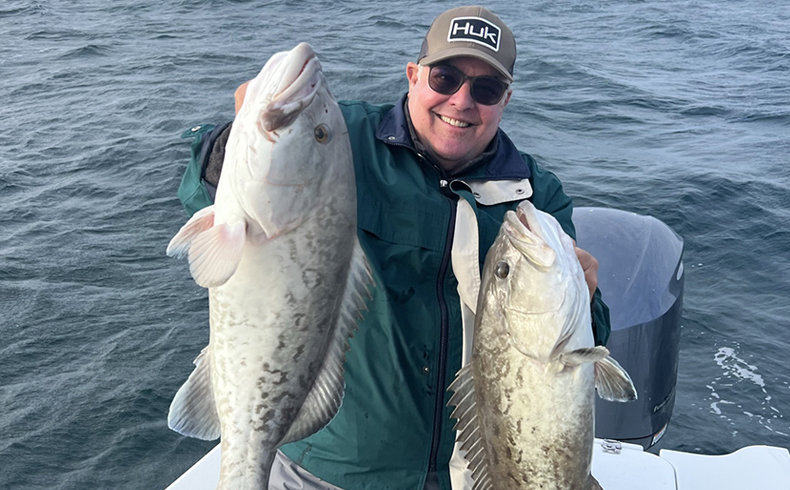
[406,56,511,173]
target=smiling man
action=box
[405,8,515,174]
[176,5,610,490]
[406,57,510,173]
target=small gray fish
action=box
[449,200,636,490]
[166,43,371,489]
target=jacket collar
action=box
[375,94,531,181]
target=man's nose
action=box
[446,80,476,109]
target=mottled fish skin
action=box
[167,43,371,489]
[449,201,635,490]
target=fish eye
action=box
[314,124,331,143]
[495,261,510,279]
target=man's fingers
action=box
[574,246,599,301]
[234,81,250,115]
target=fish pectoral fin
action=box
[279,238,374,445]
[594,355,638,402]
[166,205,216,258]
[167,205,246,287]
[447,364,493,490]
[188,221,246,288]
[167,347,221,440]
[559,346,610,367]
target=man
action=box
[177,6,609,489]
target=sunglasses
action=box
[427,64,509,106]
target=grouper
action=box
[166,43,371,489]
[448,200,636,490]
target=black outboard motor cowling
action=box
[573,207,684,451]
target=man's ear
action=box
[406,62,420,89]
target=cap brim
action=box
[419,47,513,83]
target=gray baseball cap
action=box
[418,6,516,82]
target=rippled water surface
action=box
[1,0,788,488]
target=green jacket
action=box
[177,96,610,489]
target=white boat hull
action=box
[167,438,790,489]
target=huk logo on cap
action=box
[447,16,501,52]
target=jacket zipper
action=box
[428,177,457,474]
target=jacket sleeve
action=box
[526,154,612,346]
[176,121,232,216]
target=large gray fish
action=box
[448,200,636,490]
[166,42,371,489]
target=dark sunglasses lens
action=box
[471,78,507,105]
[428,65,463,95]
[428,65,507,105]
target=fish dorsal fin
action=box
[167,347,221,440]
[447,364,493,490]
[166,205,246,288]
[279,238,373,444]
[595,355,638,402]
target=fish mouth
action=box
[504,205,540,246]
[503,203,556,268]
[258,42,324,133]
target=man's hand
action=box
[234,81,250,114]
[574,245,599,302]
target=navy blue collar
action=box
[375,94,531,180]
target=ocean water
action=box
[0,0,788,488]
